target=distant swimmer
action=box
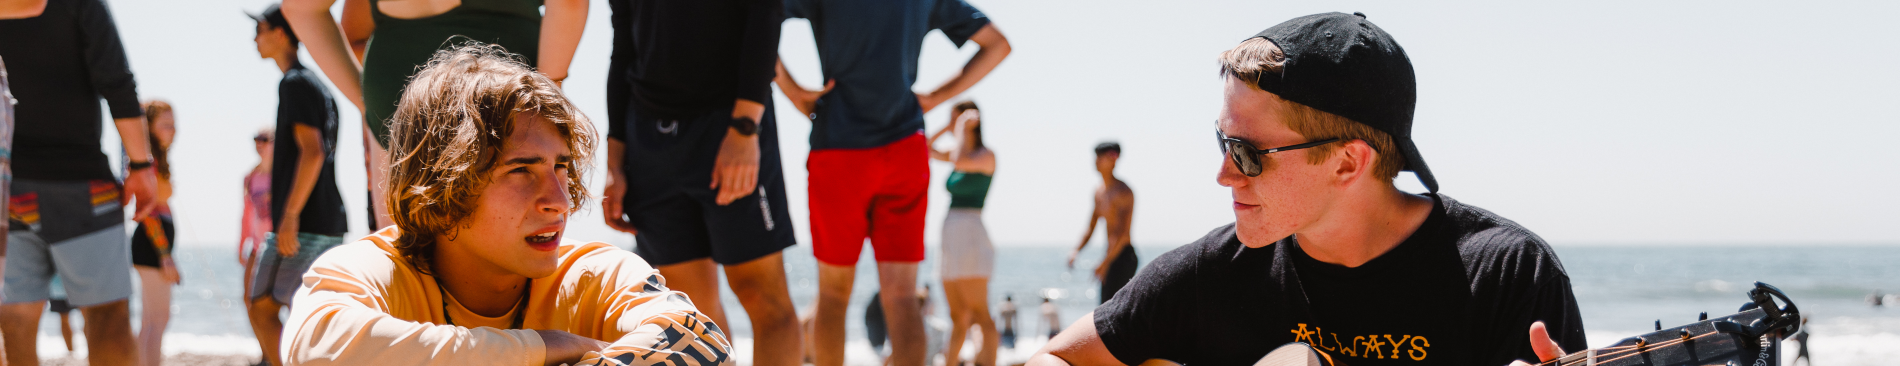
[1871,289,1884,307]
[1068,142,1138,305]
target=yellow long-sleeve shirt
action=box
[281,227,733,366]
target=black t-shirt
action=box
[0,0,142,180]
[604,0,781,138]
[270,65,347,236]
[1095,194,1586,366]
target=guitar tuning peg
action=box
[1679,328,1693,340]
[1655,320,1662,330]
[1699,312,1709,321]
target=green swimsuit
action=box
[946,171,992,209]
[362,0,542,147]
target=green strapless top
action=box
[362,0,543,147]
[946,171,992,209]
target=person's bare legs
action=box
[722,252,800,366]
[943,278,969,366]
[78,299,138,366]
[247,296,284,366]
[654,259,729,330]
[812,262,856,366]
[58,311,75,351]
[135,266,171,366]
[2,300,47,366]
[944,278,997,366]
[876,261,924,366]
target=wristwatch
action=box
[127,160,154,170]
[730,115,759,137]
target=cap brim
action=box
[1396,137,1439,193]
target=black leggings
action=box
[1100,245,1138,304]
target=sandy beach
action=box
[40,353,259,366]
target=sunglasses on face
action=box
[254,136,271,143]
[1216,126,1339,177]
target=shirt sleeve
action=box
[927,0,991,48]
[75,0,141,119]
[1094,243,1200,366]
[574,249,737,365]
[281,245,549,366]
[278,77,327,129]
[604,0,629,142]
[1477,235,1589,366]
[732,0,784,107]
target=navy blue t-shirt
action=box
[783,0,990,150]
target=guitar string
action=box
[1539,330,1726,366]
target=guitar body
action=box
[1138,282,1798,366]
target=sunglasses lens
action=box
[1225,141,1262,176]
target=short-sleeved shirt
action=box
[783,0,990,150]
[0,0,143,181]
[1094,194,1588,366]
[270,64,347,236]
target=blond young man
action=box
[1032,13,1584,366]
[279,44,732,366]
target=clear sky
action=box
[96,0,1898,248]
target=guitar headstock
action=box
[1579,282,1800,366]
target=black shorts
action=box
[130,214,174,268]
[620,103,795,266]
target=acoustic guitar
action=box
[1143,282,1801,366]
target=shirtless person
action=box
[1067,142,1136,304]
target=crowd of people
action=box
[0,0,1605,365]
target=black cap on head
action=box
[247,3,298,44]
[1251,12,1436,192]
[1094,141,1121,155]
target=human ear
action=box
[1332,140,1376,185]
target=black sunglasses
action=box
[1216,127,1339,177]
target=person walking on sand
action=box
[775,0,1010,363]
[926,100,999,366]
[0,0,162,363]
[245,6,351,365]
[1039,295,1060,341]
[1068,142,1137,305]
[282,0,587,233]
[596,0,799,364]
[131,100,182,366]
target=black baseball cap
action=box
[247,4,291,33]
[1248,12,1437,192]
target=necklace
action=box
[437,278,531,329]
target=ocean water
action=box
[28,242,1899,365]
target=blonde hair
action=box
[384,43,596,274]
[1218,37,1402,182]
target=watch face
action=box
[732,116,759,136]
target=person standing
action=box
[245,5,351,365]
[775,0,1011,364]
[997,293,1017,349]
[282,0,587,233]
[239,128,274,306]
[131,100,181,366]
[0,0,161,364]
[925,100,997,366]
[1067,142,1136,305]
[596,0,799,364]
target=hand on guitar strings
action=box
[1509,321,1566,366]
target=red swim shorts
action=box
[807,133,929,266]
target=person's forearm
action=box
[1074,218,1098,251]
[606,139,625,184]
[774,58,804,96]
[1026,354,1073,366]
[113,117,152,161]
[283,0,365,111]
[536,0,588,82]
[339,0,373,62]
[283,149,324,227]
[923,25,1011,104]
